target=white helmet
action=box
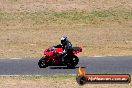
[61,36,67,40]
[61,36,67,44]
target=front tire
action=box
[38,58,48,68]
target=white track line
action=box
[0,74,76,76]
[91,56,106,57]
[0,75,42,76]
[10,58,22,60]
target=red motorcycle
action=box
[38,44,82,68]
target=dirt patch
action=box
[0,0,132,58]
[0,23,132,58]
[0,0,132,12]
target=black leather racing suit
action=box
[60,39,73,61]
[55,39,73,61]
[62,39,72,51]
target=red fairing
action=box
[73,47,82,54]
[39,45,82,67]
[42,47,63,56]
[54,48,63,53]
[42,47,82,54]
[42,47,82,55]
[43,48,53,56]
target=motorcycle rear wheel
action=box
[65,55,79,68]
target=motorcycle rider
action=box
[59,36,73,62]
[54,36,73,61]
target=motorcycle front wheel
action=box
[38,58,48,68]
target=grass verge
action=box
[0,75,131,88]
[0,9,132,58]
[0,9,132,25]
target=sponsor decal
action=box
[76,67,131,85]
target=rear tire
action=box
[38,58,48,68]
[65,55,79,69]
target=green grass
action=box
[0,9,132,25]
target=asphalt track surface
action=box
[0,56,132,75]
